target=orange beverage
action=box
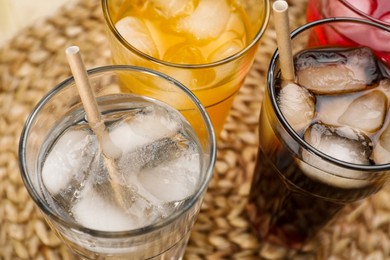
[102,0,270,138]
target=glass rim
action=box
[339,0,390,27]
[101,0,271,69]
[18,65,217,238]
[268,17,390,172]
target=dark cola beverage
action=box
[247,46,390,249]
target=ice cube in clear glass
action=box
[72,184,140,231]
[42,126,96,196]
[138,142,200,203]
[108,103,182,153]
[93,102,199,217]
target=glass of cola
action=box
[247,18,390,249]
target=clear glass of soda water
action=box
[19,65,216,259]
[247,18,390,249]
[101,0,270,138]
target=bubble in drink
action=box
[295,47,381,94]
[40,95,203,232]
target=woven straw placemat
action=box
[1,0,390,259]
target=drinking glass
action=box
[19,65,216,259]
[307,0,390,26]
[247,18,390,249]
[101,0,270,138]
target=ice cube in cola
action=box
[247,46,390,248]
[40,94,203,232]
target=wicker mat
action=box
[1,0,390,259]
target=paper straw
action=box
[65,46,127,209]
[273,1,295,82]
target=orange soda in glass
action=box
[102,0,270,138]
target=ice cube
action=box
[108,119,150,154]
[208,38,243,62]
[224,11,246,38]
[160,42,208,87]
[176,0,231,40]
[277,82,315,132]
[120,132,191,170]
[373,123,390,164]
[338,90,387,132]
[315,94,354,126]
[304,122,373,165]
[115,16,159,58]
[150,0,195,18]
[295,47,381,94]
[42,126,96,195]
[108,104,181,153]
[72,185,138,231]
[208,12,246,62]
[92,167,160,224]
[93,133,193,208]
[138,153,200,203]
[163,43,205,64]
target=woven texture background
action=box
[1,0,390,259]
